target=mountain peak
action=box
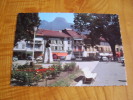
[39,17,73,31]
[53,17,67,23]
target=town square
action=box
[11,13,127,86]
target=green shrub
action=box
[63,62,76,71]
[34,74,42,83]
[50,70,57,79]
[63,63,70,71]
[50,64,62,74]
[12,70,35,85]
[69,62,76,71]
[42,72,46,79]
[46,70,51,77]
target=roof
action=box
[80,34,87,39]
[63,29,86,39]
[37,29,71,38]
[63,30,82,38]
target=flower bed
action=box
[11,62,77,86]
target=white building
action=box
[62,29,87,58]
[13,29,73,60]
[13,29,89,60]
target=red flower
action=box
[36,68,47,72]
[48,68,55,71]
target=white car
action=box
[13,56,18,61]
[102,56,108,61]
[36,56,43,61]
[120,57,125,64]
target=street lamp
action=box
[32,26,37,62]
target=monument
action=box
[44,40,53,63]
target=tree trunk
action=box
[110,43,116,61]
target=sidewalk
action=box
[77,62,127,86]
[75,61,99,86]
[76,61,99,72]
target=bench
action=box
[82,68,97,84]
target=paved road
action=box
[81,62,127,86]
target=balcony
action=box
[13,46,26,51]
[26,48,43,52]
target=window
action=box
[116,48,119,52]
[56,40,58,44]
[61,40,63,44]
[51,40,53,44]
[68,40,70,44]
[55,46,57,50]
[49,40,51,44]
[76,41,79,44]
[22,44,25,49]
[74,40,76,44]
[59,47,61,50]
[57,46,60,50]
[59,40,61,44]
[51,46,54,50]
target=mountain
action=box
[39,17,73,30]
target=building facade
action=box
[13,29,123,60]
[62,29,87,58]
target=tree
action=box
[73,13,122,60]
[14,13,40,46]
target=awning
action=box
[52,52,68,56]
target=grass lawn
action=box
[47,69,84,86]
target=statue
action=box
[44,40,53,63]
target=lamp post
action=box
[32,26,37,62]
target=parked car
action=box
[26,56,32,60]
[36,56,43,61]
[102,56,108,61]
[119,57,125,65]
[60,56,65,60]
[100,56,108,61]
[13,56,18,61]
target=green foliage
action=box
[63,63,70,71]
[14,13,40,45]
[50,70,57,79]
[73,13,122,57]
[50,64,62,74]
[12,70,35,85]
[46,70,51,77]
[42,72,46,79]
[34,74,42,83]
[11,62,77,86]
[17,63,35,70]
[63,62,76,71]
[69,62,76,70]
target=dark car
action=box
[26,56,32,60]
[60,56,66,60]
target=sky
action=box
[39,13,74,23]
